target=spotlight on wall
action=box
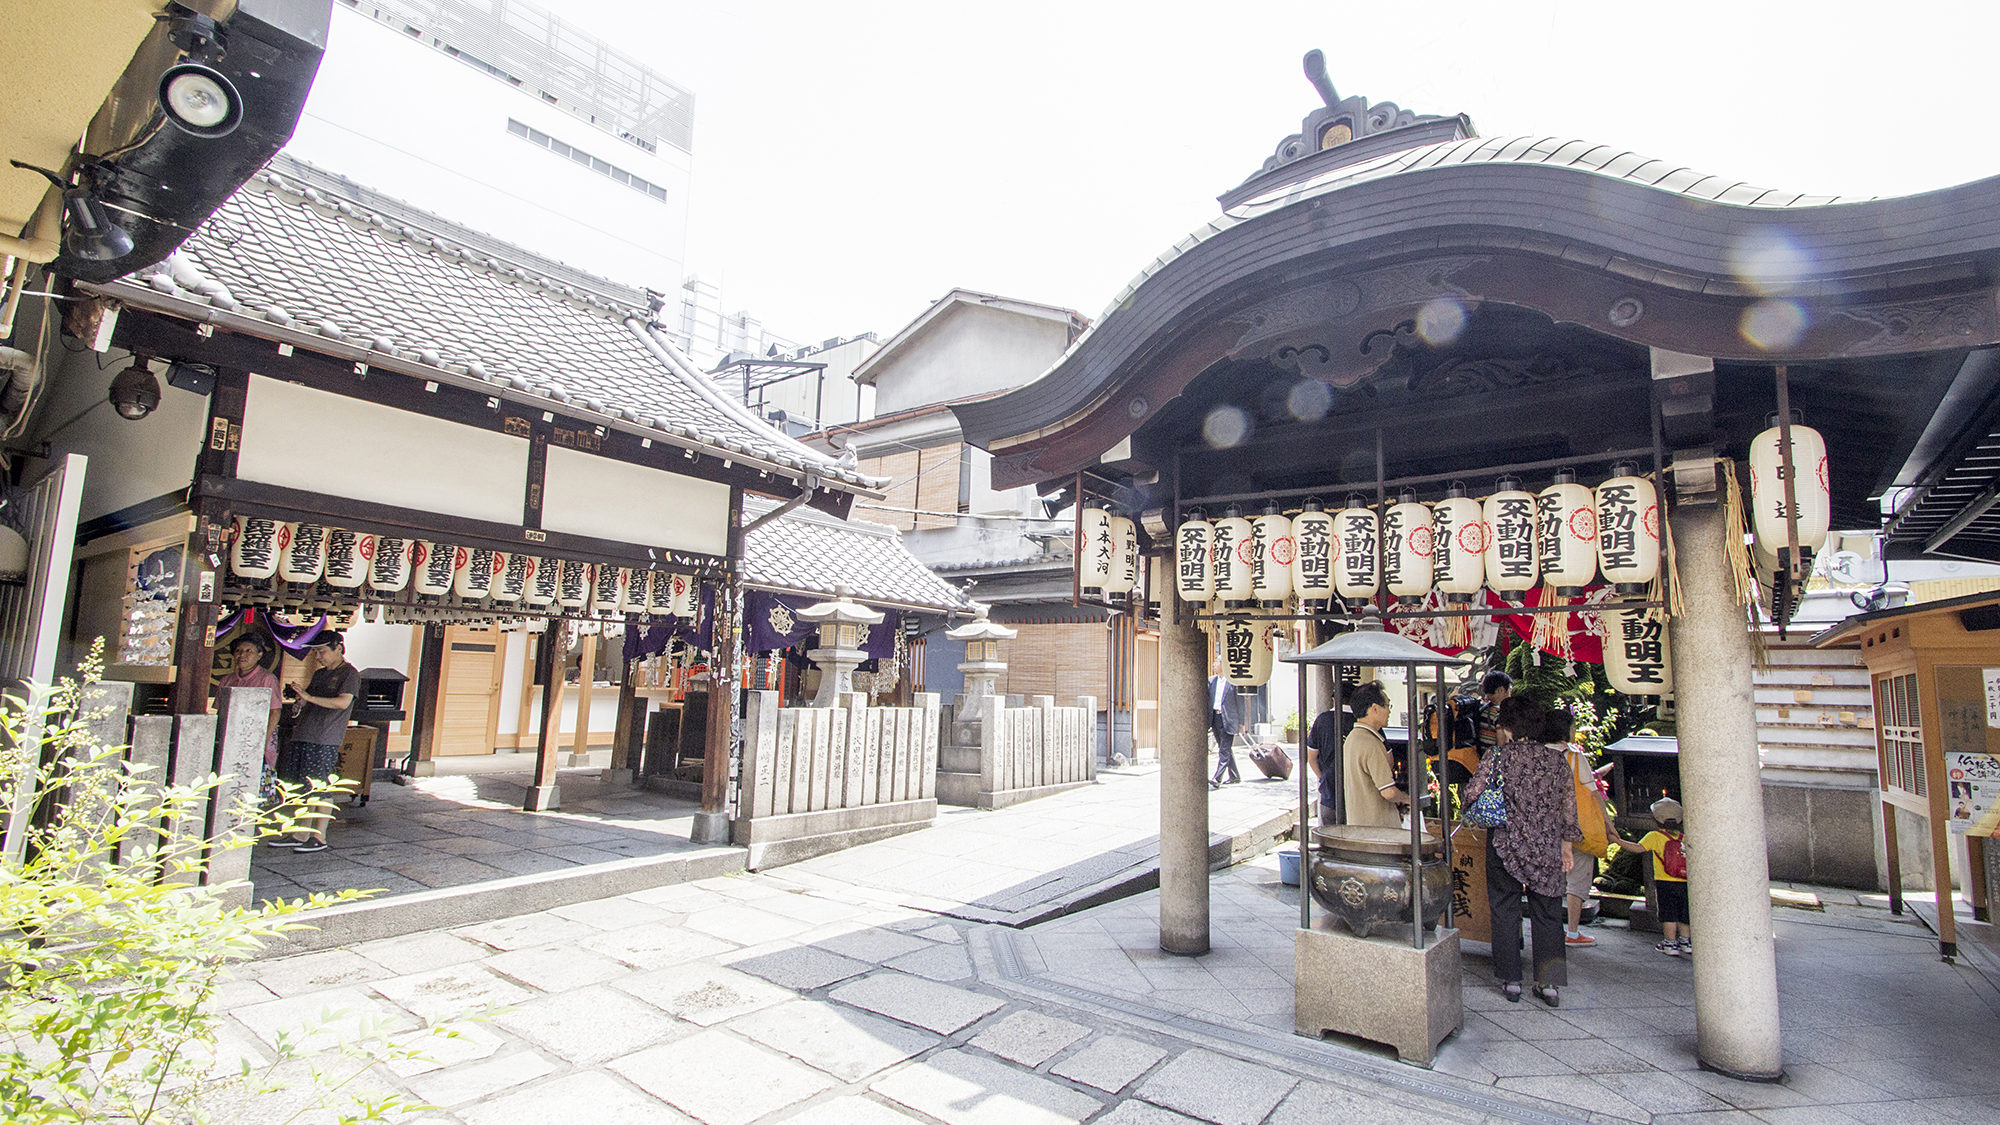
[8,160,135,262]
[158,63,243,138]
[109,365,162,420]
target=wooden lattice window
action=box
[1877,673,1926,797]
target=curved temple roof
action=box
[953,97,2000,502]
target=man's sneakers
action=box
[1656,939,1681,956]
[292,840,329,853]
[1676,937,1692,956]
[1565,931,1596,946]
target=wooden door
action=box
[436,624,505,756]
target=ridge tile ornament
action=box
[1291,498,1335,605]
[1176,510,1216,602]
[1430,485,1485,603]
[1483,479,1538,596]
[799,585,886,707]
[1250,503,1295,605]
[1595,465,1660,594]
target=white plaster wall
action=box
[343,623,412,675]
[870,305,1071,416]
[497,630,527,736]
[524,689,623,739]
[26,349,204,524]
[287,7,692,291]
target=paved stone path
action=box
[251,757,705,903]
[217,840,2000,1125]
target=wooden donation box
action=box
[337,726,376,806]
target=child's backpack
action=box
[1661,831,1687,879]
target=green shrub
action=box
[0,644,450,1123]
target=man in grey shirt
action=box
[273,630,359,852]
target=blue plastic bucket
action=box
[1278,847,1301,886]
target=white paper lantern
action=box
[322,529,367,588]
[1483,481,1539,595]
[672,573,699,619]
[1384,494,1433,602]
[1249,505,1294,603]
[1537,471,1598,596]
[593,565,628,613]
[1431,486,1486,603]
[492,552,527,602]
[1213,508,1255,601]
[1078,506,1112,594]
[1220,614,1275,688]
[368,537,411,592]
[1291,499,1335,603]
[1749,422,1831,555]
[1595,466,1661,593]
[231,514,279,579]
[557,559,592,609]
[454,547,496,599]
[1333,504,1379,602]
[412,541,455,596]
[646,569,676,615]
[524,556,557,606]
[1603,607,1674,695]
[1105,516,1138,596]
[277,523,327,584]
[1175,511,1215,602]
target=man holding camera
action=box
[273,630,359,853]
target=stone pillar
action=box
[1669,502,1784,1080]
[1159,580,1211,955]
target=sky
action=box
[541,1,2000,346]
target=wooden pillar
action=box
[168,512,224,716]
[692,489,744,844]
[1969,836,1990,923]
[568,632,598,766]
[1884,801,1905,915]
[525,618,569,811]
[607,644,643,784]
[403,624,446,777]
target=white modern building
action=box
[287,0,696,294]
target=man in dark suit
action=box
[1208,658,1243,789]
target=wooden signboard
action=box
[1449,824,1490,944]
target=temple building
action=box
[951,51,2000,1079]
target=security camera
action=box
[109,365,162,420]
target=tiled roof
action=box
[742,497,969,613]
[1094,135,1872,336]
[86,155,880,493]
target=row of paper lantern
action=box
[1207,602,1673,696]
[1144,466,1662,607]
[226,515,702,617]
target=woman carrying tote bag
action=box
[1463,696,1581,1007]
[1544,711,1616,946]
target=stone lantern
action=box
[797,584,885,707]
[946,602,1016,702]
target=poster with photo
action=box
[1946,750,2000,836]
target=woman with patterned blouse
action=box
[1464,695,1581,1007]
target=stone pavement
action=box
[771,765,1304,925]
[217,837,2000,1125]
[251,754,708,904]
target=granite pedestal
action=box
[1294,916,1461,1067]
